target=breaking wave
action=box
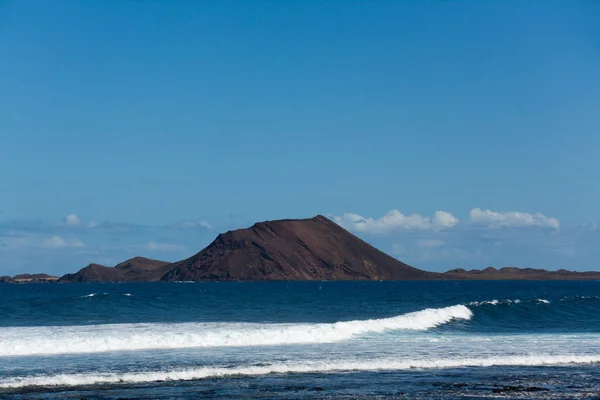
[467,298,551,307]
[0,305,471,357]
[1,355,598,389]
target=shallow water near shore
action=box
[1,281,599,399]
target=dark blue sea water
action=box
[1,281,599,399]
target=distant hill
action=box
[162,215,433,281]
[1,273,59,283]
[444,266,600,280]
[10,215,598,283]
[58,257,170,283]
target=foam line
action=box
[0,305,472,357]
[1,355,598,389]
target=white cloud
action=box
[417,239,445,248]
[332,209,459,234]
[145,241,185,252]
[43,236,85,249]
[469,208,560,230]
[199,220,212,229]
[64,214,81,226]
[431,211,459,228]
[174,220,212,230]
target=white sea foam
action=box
[468,299,525,306]
[468,300,499,306]
[470,298,555,306]
[0,305,471,357]
[78,293,109,298]
[1,355,599,389]
[560,295,600,302]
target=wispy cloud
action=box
[42,236,85,249]
[64,213,81,227]
[1,216,213,236]
[469,208,560,230]
[416,239,445,248]
[172,220,212,230]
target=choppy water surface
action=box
[1,281,599,399]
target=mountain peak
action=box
[161,215,430,281]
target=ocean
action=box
[0,281,599,399]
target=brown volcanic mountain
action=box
[162,215,434,281]
[52,215,600,282]
[59,257,170,283]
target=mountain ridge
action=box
[444,266,600,280]
[7,215,600,282]
[58,257,170,282]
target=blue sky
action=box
[1,1,599,275]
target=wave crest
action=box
[0,305,471,357]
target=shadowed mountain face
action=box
[59,257,170,283]
[162,215,435,281]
